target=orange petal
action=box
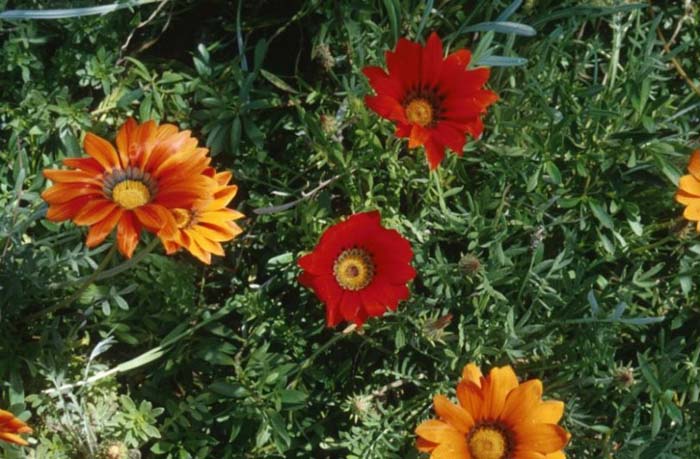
[74,200,118,226]
[683,201,700,221]
[192,222,240,242]
[408,124,430,149]
[42,183,102,204]
[185,238,211,264]
[678,175,700,196]
[62,157,104,174]
[513,451,546,459]
[430,441,470,459]
[481,365,519,419]
[688,150,700,181]
[115,117,138,167]
[675,190,700,206]
[0,432,29,446]
[416,436,437,453]
[43,169,101,185]
[45,196,92,222]
[83,132,120,171]
[85,208,123,248]
[501,379,543,424]
[433,394,474,433]
[545,451,566,459]
[415,419,465,446]
[116,211,141,258]
[456,380,484,420]
[532,401,565,424]
[462,363,483,387]
[188,229,224,256]
[208,185,239,209]
[515,423,569,454]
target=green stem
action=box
[289,325,355,388]
[27,243,118,321]
[91,237,160,282]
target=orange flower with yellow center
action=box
[42,118,214,258]
[0,409,32,446]
[416,363,570,459]
[163,168,244,264]
[675,149,700,232]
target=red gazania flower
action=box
[298,211,416,327]
[163,168,245,264]
[415,363,570,459]
[42,118,214,258]
[363,32,498,170]
[0,409,32,446]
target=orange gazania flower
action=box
[163,168,244,264]
[42,118,214,258]
[675,149,700,232]
[0,409,32,446]
[298,211,416,327]
[416,363,570,459]
[363,32,498,170]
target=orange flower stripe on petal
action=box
[0,409,33,446]
[363,32,498,170]
[297,211,416,327]
[415,363,570,459]
[42,118,217,259]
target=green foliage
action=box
[1,0,700,458]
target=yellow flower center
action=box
[468,426,508,459]
[333,248,374,291]
[172,208,194,229]
[111,180,151,210]
[405,98,433,126]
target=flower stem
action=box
[289,324,356,388]
[91,237,159,282]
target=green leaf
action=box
[589,201,614,229]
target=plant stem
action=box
[289,324,356,388]
[91,237,160,282]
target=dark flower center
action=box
[103,166,158,210]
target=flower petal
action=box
[433,394,475,433]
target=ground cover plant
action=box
[1,0,700,458]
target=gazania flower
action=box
[298,211,416,327]
[416,363,570,459]
[163,168,244,264]
[363,32,498,170]
[42,118,214,258]
[675,149,700,232]
[0,409,32,446]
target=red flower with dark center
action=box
[298,211,416,327]
[363,32,498,170]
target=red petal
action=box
[386,37,422,91]
[432,122,466,156]
[424,139,445,170]
[446,49,472,68]
[365,95,407,124]
[421,32,444,89]
[363,65,403,100]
